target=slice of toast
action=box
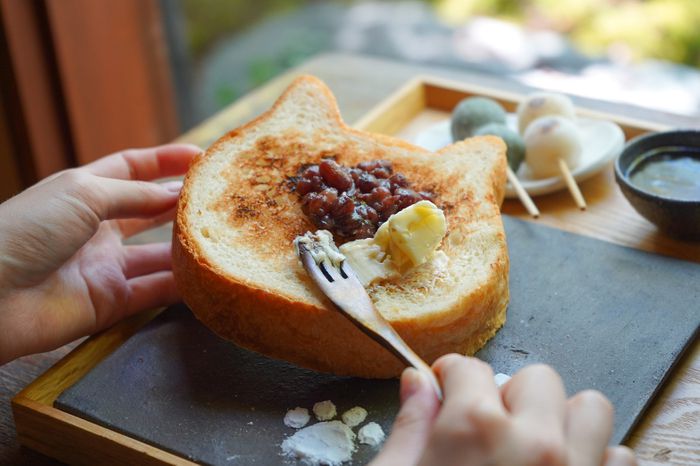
[173,75,509,378]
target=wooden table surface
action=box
[1,52,698,465]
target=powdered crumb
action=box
[358,422,385,447]
[494,373,511,387]
[341,406,368,427]
[284,407,310,428]
[312,400,337,421]
[281,420,356,465]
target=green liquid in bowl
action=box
[628,147,700,201]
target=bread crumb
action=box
[281,420,356,465]
[284,407,310,428]
[341,406,368,427]
[312,400,337,421]
[358,422,385,447]
[494,373,511,387]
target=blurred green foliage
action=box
[210,29,330,108]
[182,0,443,60]
[247,31,328,85]
[570,0,700,65]
[186,0,699,110]
[436,0,700,66]
[214,84,239,107]
[186,0,700,67]
[183,0,307,59]
[183,0,341,107]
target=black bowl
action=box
[614,130,700,239]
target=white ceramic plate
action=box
[413,114,626,198]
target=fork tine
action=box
[338,262,357,281]
[299,246,342,284]
[321,261,342,282]
[299,247,328,283]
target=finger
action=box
[1,172,180,282]
[86,178,182,221]
[565,390,614,466]
[83,144,201,181]
[123,242,172,279]
[115,205,176,238]
[369,368,439,466]
[420,355,508,462]
[502,364,567,425]
[603,446,637,466]
[499,365,568,466]
[32,169,68,189]
[434,355,508,431]
[126,271,179,316]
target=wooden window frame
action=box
[0,0,179,200]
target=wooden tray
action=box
[12,76,698,465]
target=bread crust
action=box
[173,75,509,378]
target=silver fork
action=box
[297,241,443,400]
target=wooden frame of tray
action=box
[12,75,691,466]
[354,75,669,139]
[11,309,197,466]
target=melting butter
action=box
[340,238,399,286]
[340,201,447,286]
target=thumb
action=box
[370,368,440,466]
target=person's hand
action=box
[0,144,201,364]
[372,355,636,466]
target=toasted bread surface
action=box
[173,75,509,378]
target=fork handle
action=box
[367,323,443,401]
[332,295,443,401]
[397,349,443,401]
[300,249,443,400]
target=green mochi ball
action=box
[451,97,506,141]
[474,122,526,172]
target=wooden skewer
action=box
[506,166,540,218]
[558,158,586,210]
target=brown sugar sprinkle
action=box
[294,159,434,240]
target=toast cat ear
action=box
[266,75,345,130]
[437,135,508,204]
[437,135,507,165]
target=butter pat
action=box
[375,200,446,271]
[340,201,447,286]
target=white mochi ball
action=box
[524,116,582,179]
[517,92,576,135]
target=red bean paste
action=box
[295,159,433,240]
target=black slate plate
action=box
[56,216,700,465]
